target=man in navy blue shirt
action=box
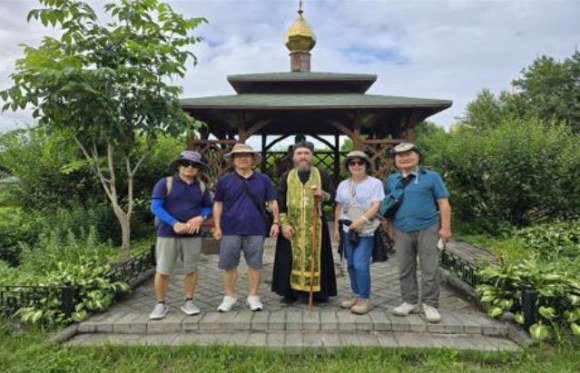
[213,143,279,312]
[382,143,451,323]
[149,150,212,320]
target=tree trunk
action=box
[119,213,131,258]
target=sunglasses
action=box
[348,160,365,166]
[179,161,199,168]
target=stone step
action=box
[77,309,509,336]
[67,331,520,351]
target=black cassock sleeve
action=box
[277,171,290,214]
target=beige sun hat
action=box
[343,150,373,172]
[224,143,262,165]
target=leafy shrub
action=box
[14,255,129,325]
[421,116,580,233]
[476,258,580,341]
[515,220,580,261]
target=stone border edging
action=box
[439,268,534,348]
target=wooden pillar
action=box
[353,111,363,150]
[261,134,267,173]
[406,110,421,142]
[237,112,247,143]
[333,134,340,186]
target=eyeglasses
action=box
[348,160,365,166]
[179,161,199,168]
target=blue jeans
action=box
[344,235,374,299]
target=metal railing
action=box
[0,244,156,319]
[439,248,537,330]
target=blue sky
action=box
[1,0,579,136]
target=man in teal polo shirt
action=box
[381,143,451,323]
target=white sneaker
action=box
[422,304,441,323]
[217,295,237,313]
[393,302,419,316]
[149,303,168,320]
[181,300,201,316]
[246,295,263,312]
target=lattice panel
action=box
[363,143,397,180]
[190,141,234,188]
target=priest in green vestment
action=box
[271,141,337,303]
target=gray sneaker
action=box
[149,303,168,320]
[181,300,201,316]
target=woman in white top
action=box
[334,151,385,315]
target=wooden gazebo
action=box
[180,7,451,184]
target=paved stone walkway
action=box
[68,235,520,351]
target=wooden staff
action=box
[309,185,320,312]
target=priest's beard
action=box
[296,160,312,173]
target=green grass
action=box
[2,322,580,373]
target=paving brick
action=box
[339,333,361,346]
[94,312,127,333]
[390,314,410,332]
[138,334,178,346]
[244,332,267,347]
[197,312,221,332]
[336,310,357,332]
[453,312,483,334]
[268,310,286,330]
[250,311,270,331]
[354,313,373,331]
[320,310,338,331]
[234,311,254,331]
[113,313,141,334]
[368,309,392,331]
[286,310,303,331]
[321,333,341,348]
[146,313,185,333]
[284,332,304,350]
[266,332,286,349]
[215,310,239,332]
[374,333,398,347]
[302,310,320,331]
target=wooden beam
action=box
[327,119,356,139]
[362,139,407,145]
[241,119,270,141]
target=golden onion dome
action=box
[284,9,316,53]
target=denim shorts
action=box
[218,235,265,270]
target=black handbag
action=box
[372,222,392,263]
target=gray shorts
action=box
[218,235,265,270]
[155,237,201,275]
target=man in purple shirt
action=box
[149,150,212,320]
[213,143,279,312]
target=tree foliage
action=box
[461,51,580,132]
[1,0,206,254]
[421,116,580,232]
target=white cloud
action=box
[1,0,579,134]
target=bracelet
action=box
[361,216,370,223]
[272,222,280,226]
